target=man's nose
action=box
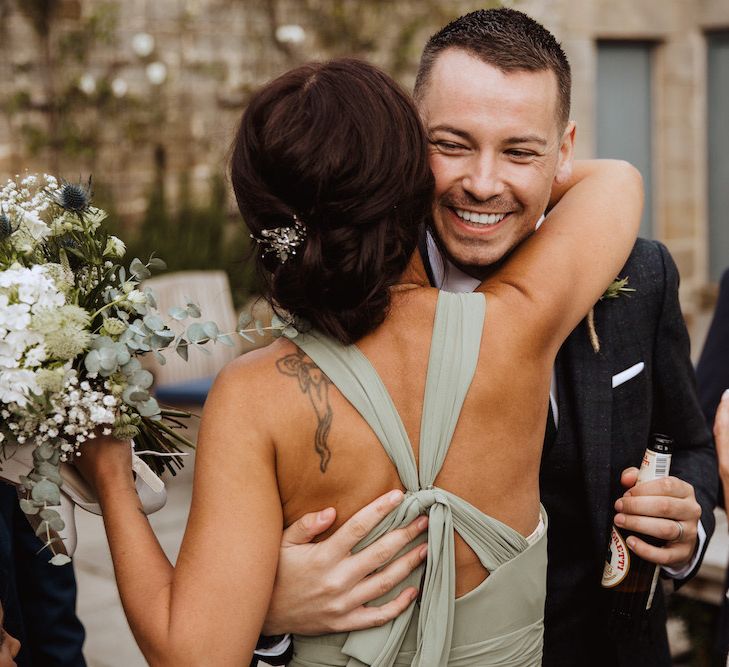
[462,154,505,201]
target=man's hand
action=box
[613,468,702,568]
[262,490,428,636]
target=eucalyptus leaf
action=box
[238,312,252,329]
[138,398,161,417]
[239,331,255,343]
[122,358,142,373]
[154,350,166,365]
[130,258,151,280]
[186,323,207,344]
[143,314,164,332]
[168,306,187,321]
[202,321,219,339]
[31,479,60,505]
[186,303,201,318]
[36,441,56,460]
[48,516,65,532]
[35,462,62,484]
[84,351,101,374]
[176,340,189,361]
[255,320,265,336]
[144,287,158,309]
[148,257,167,271]
[130,369,153,388]
[35,520,50,538]
[19,499,39,515]
[40,508,60,521]
[217,334,234,347]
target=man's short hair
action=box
[414,7,571,128]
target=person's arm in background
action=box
[697,269,729,428]
[714,392,729,518]
[615,243,718,580]
[695,267,729,520]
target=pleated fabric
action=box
[288,291,546,667]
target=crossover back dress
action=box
[287,291,547,667]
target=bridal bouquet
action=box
[0,173,235,563]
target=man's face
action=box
[419,49,575,277]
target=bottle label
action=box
[602,526,631,588]
[637,448,672,483]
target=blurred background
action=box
[1,0,729,665]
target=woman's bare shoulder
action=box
[203,338,301,421]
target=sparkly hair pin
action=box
[250,215,307,264]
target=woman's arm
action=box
[478,159,642,355]
[77,357,282,666]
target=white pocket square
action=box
[612,362,645,388]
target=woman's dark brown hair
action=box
[230,58,434,344]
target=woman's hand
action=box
[73,433,135,498]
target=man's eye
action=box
[507,150,534,159]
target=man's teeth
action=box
[454,209,506,225]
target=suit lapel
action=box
[555,318,614,564]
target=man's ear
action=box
[554,121,576,185]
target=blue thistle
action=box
[49,176,93,213]
[0,207,18,240]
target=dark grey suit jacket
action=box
[541,239,717,666]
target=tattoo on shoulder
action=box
[276,348,333,473]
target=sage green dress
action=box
[287,291,547,667]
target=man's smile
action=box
[453,208,507,225]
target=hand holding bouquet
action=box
[0,174,238,563]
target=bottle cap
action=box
[651,433,673,454]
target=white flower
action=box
[89,405,114,424]
[20,209,51,242]
[24,345,47,367]
[101,317,127,337]
[126,290,147,305]
[103,235,126,258]
[0,369,41,407]
[31,305,91,360]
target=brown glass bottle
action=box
[601,434,673,637]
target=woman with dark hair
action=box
[76,58,641,665]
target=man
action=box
[254,8,717,666]
[0,482,86,667]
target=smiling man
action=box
[253,8,717,667]
[420,48,573,276]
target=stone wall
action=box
[1,0,728,330]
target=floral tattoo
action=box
[276,348,333,472]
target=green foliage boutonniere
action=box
[587,277,636,353]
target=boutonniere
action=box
[587,277,635,353]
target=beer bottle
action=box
[601,433,673,635]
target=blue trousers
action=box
[0,482,86,667]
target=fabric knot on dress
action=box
[406,487,449,515]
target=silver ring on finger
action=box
[669,519,684,543]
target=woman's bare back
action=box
[254,287,548,597]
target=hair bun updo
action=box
[230,58,434,345]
